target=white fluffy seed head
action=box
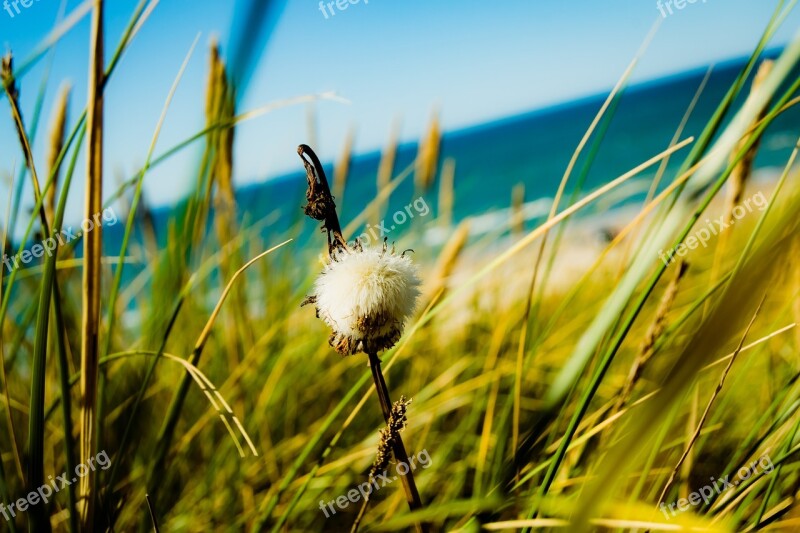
[312,247,421,355]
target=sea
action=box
[221,49,800,250]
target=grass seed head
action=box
[1,53,17,102]
[370,396,411,478]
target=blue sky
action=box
[0,0,798,224]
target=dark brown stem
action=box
[145,494,161,533]
[367,352,427,533]
[350,496,370,533]
[298,144,348,253]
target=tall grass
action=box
[0,1,799,532]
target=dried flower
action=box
[310,245,420,355]
[298,144,427,529]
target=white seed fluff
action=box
[313,247,421,354]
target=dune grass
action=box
[0,1,800,531]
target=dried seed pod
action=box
[311,247,420,355]
[370,396,411,479]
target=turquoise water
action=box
[230,50,799,244]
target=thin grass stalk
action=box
[706,59,773,315]
[134,51,242,512]
[415,111,440,194]
[136,189,159,259]
[8,0,93,81]
[146,494,160,532]
[520,44,639,334]
[613,260,688,416]
[333,125,355,210]
[616,66,711,276]
[0,186,19,533]
[474,319,509,496]
[351,497,370,533]
[0,122,82,368]
[1,55,51,231]
[511,183,524,236]
[424,220,469,308]
[27,178,56,533]
[753,414,800,527]
[47,121,89,533]
[660,1,790,212]
[658,296,765,504]
[45,84,70,226]
[305,101,318,151]
[207,47,253,359]
[79,1,105,528]
[100,35,198,393]
[0,176,24,487]
[372,118,400,227]
[41,96,84,533]
[7,53,51,240]
[510,52,641,479]
[2,53,63,533]
[147,241,290,504]
[367,353,425,527]
[52,296,79,533]
[438,157,455,228]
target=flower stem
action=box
[298,144,347,253]
[367,352,427,533]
